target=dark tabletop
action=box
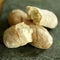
[0,0,60,60]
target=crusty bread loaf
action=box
[3,22,33,48]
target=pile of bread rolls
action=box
[3,6,58,49]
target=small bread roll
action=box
[26,6,58,29]
[23,20,53,49]
[8,9,30,25]
[30,24,53,49]
[3,22,33,48]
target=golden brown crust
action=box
[3,22,33,48]
[30,24,53,49]
[8,9,30,25]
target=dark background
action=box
[0,0,60,60]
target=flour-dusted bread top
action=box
[30,24,53,49]
[3,22,33,48]
[26,6,58,29]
